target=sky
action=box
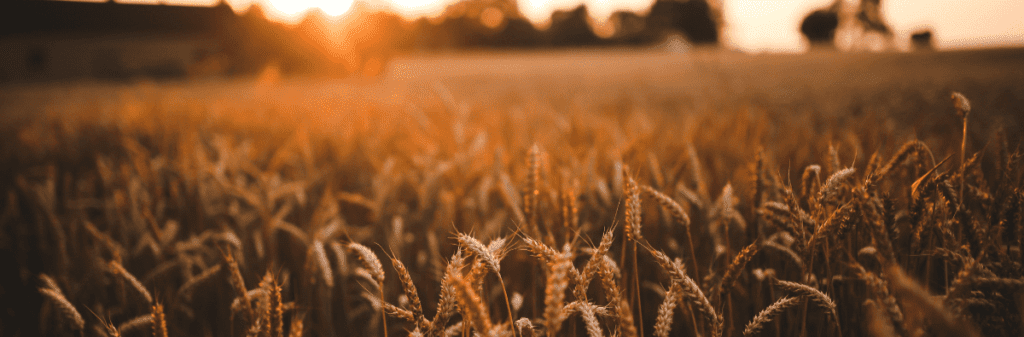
[110,0,1024,52]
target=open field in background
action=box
[1,48,1023,337]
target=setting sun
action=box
[267,0,354,16]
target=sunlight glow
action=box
[267,0,354,16]
[97,0,1024,51]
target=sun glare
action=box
[267,0,354,16]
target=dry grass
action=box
[2,49,1024,337]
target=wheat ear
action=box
[744,296,802,336]
[117,314,153,334]
[653,282,682,337]
[152,303,168,337]
[715,242,760,305]
[390,256,427,331]
[641,185,699,282]
[348,242,386,337]
[773,279,838,325]
[452,271,493,334]
[108,260,153,305]
[37,279,85,332]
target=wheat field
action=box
[1,48,1023,337]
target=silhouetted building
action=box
[911,30,934,51]
[1,0,240,81]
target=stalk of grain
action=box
[177,264,223,302]
[578,226,616,295]
[37,278,84,332]
[715,242,760,306]
[577,301,605,337]
[427,250,465,337]
[224,249,253,321]
[543,246,572,337]
[653,282,682,337]
[349,242,386,337]
[83,221,125,262]
[515,318,537,337]
[108,260,153,305]
[265,275,284,337]
[801,165,821,205]
[647,248,719,337]
[525,144,541,239]
[312,240,333,288]
[622,170,646,337]
[772,279,838,328]
[452,272,493,334]
[818,167,855,204]
[117,314,153,334]
[951,92,971,204]
[560,183,580,246]
[597,261,637,337]
[871,140,935,183]
[152,303,168,337]
[521,234,557,264]
[390,256,427,331]
[641,185,699,282]
[805,201,855,258]
[743,296,802,336]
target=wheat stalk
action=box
[653,282,682,337]
[641,185,699,281]
[38,285,84,331]
[152,303,168,337]
[543,246,572,337]
[177,263,223,302]
[452,271,492,334]
[773,279,838,325]
[108,260,153,305]
[389,256,427,331]
[117,314,153,334]
[715,242,760,305]
[744,296,802,336]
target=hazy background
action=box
[108,0,1024,52]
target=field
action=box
[1,47,1023,337]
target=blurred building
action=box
[0,0,238,82]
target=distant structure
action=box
[645,0,720,45]
[0,0,240,81]
[799,0,894,51]
[850,0,894,50]
[800,8,840,48]
[910,29,934,51]
[548,5,600,46]
[1,0,728,81]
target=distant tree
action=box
[911,29,934,51]
[800,9,839,47]
[492,17,543,47]
[645,0,720,45]
[801,0,895,51]
[608,10,649,44]
[547,5,599,46]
